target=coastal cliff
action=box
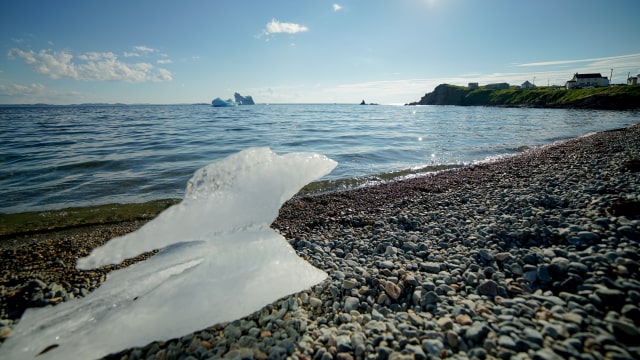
[407,84,640,110]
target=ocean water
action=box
[0,104,638,214]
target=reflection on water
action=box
[0,104,637,213]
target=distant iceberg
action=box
[211,97,237,107]
[234,92,255,105]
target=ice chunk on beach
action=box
[0,147,337,360]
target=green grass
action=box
[461,85,640,108]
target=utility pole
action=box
[610,68,614,84]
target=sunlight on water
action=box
[0,148,337,360]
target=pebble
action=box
[3,124,640,360]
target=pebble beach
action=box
[2,124,640,359]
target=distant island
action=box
[407,83,640,110]
[359,100,378,105]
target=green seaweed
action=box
[0,199,180,237]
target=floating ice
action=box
[1,147,337,360]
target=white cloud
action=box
[157,59,173,64]
[123,52,141,57]
[516,53,640,68]
[134,45,156,53]
[77,52,117,61]
[333,4,342,11]
[0,82,45,96]
[264,19,309,35]
[9,48,172,82]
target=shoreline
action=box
[1,124,640,359]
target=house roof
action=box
[575,73,605,79]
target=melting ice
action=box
[0,147,337,360]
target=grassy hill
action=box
[407,84,640,110]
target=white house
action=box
[628,74,639,85]
[565,73,609,89]
[521,80,536,89]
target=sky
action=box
[1,0,640,105]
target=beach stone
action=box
[523,270,537,283]
[436,316,453,330]
[336,353,354,360]
[561,312,584,326]
[537,264,552,283]
[344,297,360,312]
[497,335,517,351]
[446,331,460,348]
[609,319,640,345]
[420,291,439,305]
[384,282,402,300]
[405,344,426,360]
[621,304,640,324]
[468,347,488,360]
[0,326,11,340]
[509,263,523,276]
[342,279,358,290]
[455,314,472,326]
[351,332,366,357]
[465,322,491,343]
[523,327,543,345]
[532,348,565,360]
[421,262,441,274]
[541,323,563,340]
[335,334,352,352]
[269,346,288,359]
[479,249,493,261]
[578,231,600,242]
[477,280,498,296]
[595,288,626,309]
[421,339,444,356]
[310,297,323,308]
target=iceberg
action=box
[211,97,237,107]
[234,92,255,105]
[0,148,337,360]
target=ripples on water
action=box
[0,104,637,213]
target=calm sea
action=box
[1,104,638,214]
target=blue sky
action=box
[1,0,639,104]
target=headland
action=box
[407,83,640,110]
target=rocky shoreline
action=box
[2,124,640,359]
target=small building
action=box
[520,80,536,89]
[565,73,609,89]
[628,74,639,85]
[485,82,509,90]
[468,82,479,90]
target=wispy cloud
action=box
[123,46,160,58]
[8,48,172,82]
[157,59,173,64]
[260,19,309,37]
[516,53,640,68]
[0,82,45,96]
[133,45,156,53]
[333,4,343,12]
